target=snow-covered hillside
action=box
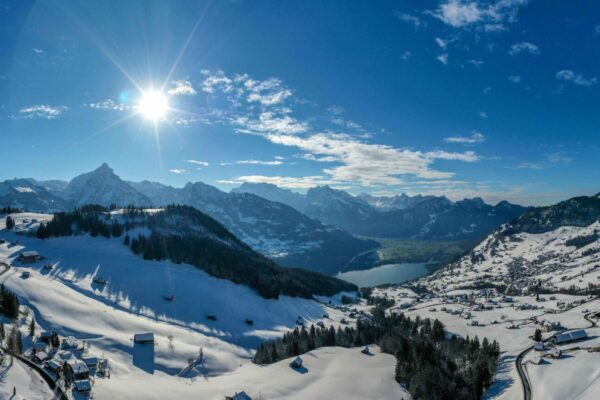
[0,215,407,399]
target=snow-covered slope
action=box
[0,216,406,400]
[0,179,69,212]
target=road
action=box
[515,309,598,400]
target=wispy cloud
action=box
[86,99,128,111]
[508,41,540,56]
[169,168,187,174]
[199,70,481,189]
[428,0,528,31]
[508,75,522,83]
[556,70,598,86]
[512,162,543,170]
[235,159,284,166]
[395,12,425,29]
[444,131,485,144]
[167,80,197,96]
[437,53,449,65]
[18,105,68,119]
[32,48,44,54]
[186,159,209,167]
[546,151,572,163]
[219,175,339,189]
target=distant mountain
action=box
[231,182,306,211]
[0,178,69,212]
[233,183,527,241]
[136,181,377,274]
[63,163,152,207]
[358,193,449,211]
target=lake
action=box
[336,262,430,287]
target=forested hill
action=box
[507,195,600,234]
[35,205,357,299]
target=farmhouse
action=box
[134,332,155,344]
[19,250,40,262]
[554,329,588,345]
[74,379,92,394]
[67,359,90,380]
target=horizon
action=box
[7,160,596,207]
[2,0,599,207]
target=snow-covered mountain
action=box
[0,165,375,274]
[234,183,527,241]
[419,194,600,294]
[0,178,69,211]
[135,181,377,274]
[63,163,152,207]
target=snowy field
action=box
[0,357,55,400]
[0,213,408,399]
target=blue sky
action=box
[1,0,598,205]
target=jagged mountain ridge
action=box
[0,164,375,274]
[233,182,528,241]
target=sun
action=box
[138,90,169,121]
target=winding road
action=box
[515,308,598,400]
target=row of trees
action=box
[36,210,124,239]
[254,306,500,400]
[1,207,20,214]
[0,285,20,319]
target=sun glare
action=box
[138,90,169,121]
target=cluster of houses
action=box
[29,331,107,396]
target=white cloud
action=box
[235,159,284,166]
[395,12,425,28]
[265,132,479,186]
[86,99,128,111]
[429,0,528,31]
[468,59,484,69]
[546,151,572,163]
[200,70,233,93]
[18,105,67,119]
[186,159,209,167]
[479,111,488,119]
[437,53,449,64]
[169,168,187,174]
[508,41,540,56]
[435,37,448,49]
[198,70,481,189]
[167,80,197,96]
[508,75,521,83]
[555,70,598,86]
[32,48,44,54]
[234,112,308,135]
[219,175,340,189]
[401,51,412,60]
[444,131,485,144]
[513,162,543,170]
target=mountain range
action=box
[0,163,529,274]
[233,182,528,240]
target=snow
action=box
[0,357,55,400]
[0,215,407,399]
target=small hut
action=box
[289,356,303,369]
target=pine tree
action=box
[5,216,14,230]
[29,318,35,337]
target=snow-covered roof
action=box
[134,332,154,342]
[21,250,39,257]
[67,359,89,375]
[555,329,588,344]
[74,379,92,392]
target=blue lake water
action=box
[336,263,430,287]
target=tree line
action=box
[254,305,500,400]
[0,285,20,319]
